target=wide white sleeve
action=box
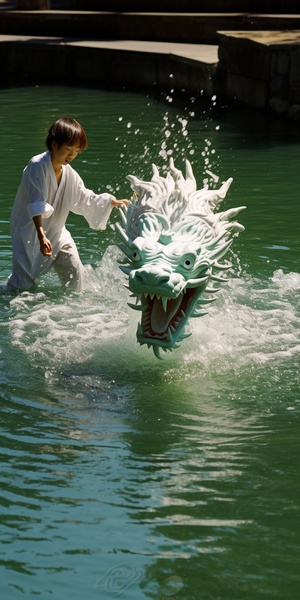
[70,171,114,230]
[24,159,54,219]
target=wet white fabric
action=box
[7,150,114,290]
[53,241,85,291]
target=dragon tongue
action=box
[151,295,182,334]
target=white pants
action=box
[53,241,85,291]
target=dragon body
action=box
[116,160,245,358]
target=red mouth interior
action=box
[141,289,196,340]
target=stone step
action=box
[1,10,300,45]
[1,22,300,120]
[218,30,300,114]
[0,34,219,96]
[67,0,300,15]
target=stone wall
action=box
[69,0,300,14]
[17,0,50,8]
[218,31,300,119]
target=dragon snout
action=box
[129,264,185,297]
[129,265,171,290]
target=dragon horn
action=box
[152,164,160,177]
[219,206,246,221]
[115,222,130,245]
[185,160,196,182]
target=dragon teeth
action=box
[167,327,173,342]
[161,296,168,312]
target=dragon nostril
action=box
[132,269,170,287]
[135,272,144,283]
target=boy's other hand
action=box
[40,236,52,257]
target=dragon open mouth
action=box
[136,287,199,351]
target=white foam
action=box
[183,269,300,370]
[8,246,130,368]
[7,252,300,376]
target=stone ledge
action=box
[17,0,50,8]
[0,34,218,95]
[69,0,300,14]
[218,30,300,115]
[1,27,300,121]
[2,10,300,45]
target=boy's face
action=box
[51,142,81,166]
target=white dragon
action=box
[116,159,245,358]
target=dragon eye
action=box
[182,256,195,269]
[132,249,141,261]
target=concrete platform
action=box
[0,34,219,94]
[1,10,300,45]
[1,2,300,119]
[218,30,300,114]
[68,0,300,14]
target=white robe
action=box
[8,150,114,290]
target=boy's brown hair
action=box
[46,118,88,152]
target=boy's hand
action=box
[33,215,52,257]
[39,236,52,257]
[111,198,131,208]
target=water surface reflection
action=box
[0,86,299,600]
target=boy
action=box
[7,117,129,291]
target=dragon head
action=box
[116,160,245,358]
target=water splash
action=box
[114,93,222,186]
[6,246,129,369]
[184,269,300,371]
[5,237,300,382]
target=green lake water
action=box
[0,86,299,599]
